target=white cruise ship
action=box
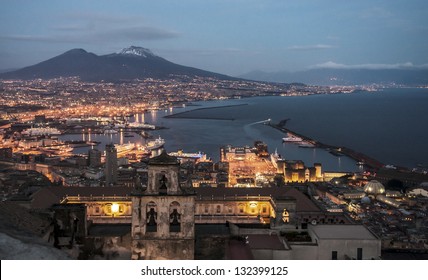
[146,136,165,150]
[22,127,61,136]
[282,134,303,142]
[127,122,156,129]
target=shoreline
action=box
[267,121,385,170]
[163,103,248,121]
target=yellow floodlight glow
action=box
[111,203,120,213]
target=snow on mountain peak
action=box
[117,46,156,58]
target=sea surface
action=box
[61,88,428,171]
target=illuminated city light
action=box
[111,203,120,213]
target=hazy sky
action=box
[1,0,428,75]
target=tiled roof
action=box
[31,186,322,213]
[31,186,133,209]
[148,151,179,165]
[39,186,133,198]
[195,187,321,212]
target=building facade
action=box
[88,149,102,168]
[131,152,195,260]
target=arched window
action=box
[282,208,289,223]
[146,201,157,232]
[169,201,181,232]
[159,173,168,195]
[227,204,233,214]
[262,205,267,214]
[238,204,245,214]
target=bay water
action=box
[61,88,428,172]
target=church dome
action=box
[361,196,371,204]
[364,180,386,195]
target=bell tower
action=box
[131,151,195,260]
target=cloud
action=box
[310,61,428,70]
[54,24,92,32]
[287,44,336,51]
[1,10,179,45]
[0,26,179,44]
[62,12,132,24]
[96,26,180,41]
[156,48,258,57]
[191,48,252,56]
[0,35,74,43]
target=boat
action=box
[113,123,126,129]
[329,150,344,157]
[115,142,136,153]
[41,145,73,154]
[282,134,303,142]
[46,145,73,152]
[298,143,315,148]
[65,140,100,147]
[168,150,208,161]
[22,127,61,136]
[127,122,156,129]
[146,136,165,150]
[103,129,118,134]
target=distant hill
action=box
[240,68,428,86]
[0,46,235,82]
[0,68,18,74]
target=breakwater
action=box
[164,104,248,121]
[268,120,384,170]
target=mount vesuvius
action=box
[0,46,235,82]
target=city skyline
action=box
[1,0,428,265]
[1,0,428,76]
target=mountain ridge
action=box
[240,68,428,86]
[0,46,235,82]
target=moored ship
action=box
[22,127,61,136]
[168,150,209,162]
[282,134,303,142]
[103,129,118,134]
[40,145,73,155]
[127,122,156,129]
[146,136,165,150]
[298,143,315,148]
[116,142,136,153]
